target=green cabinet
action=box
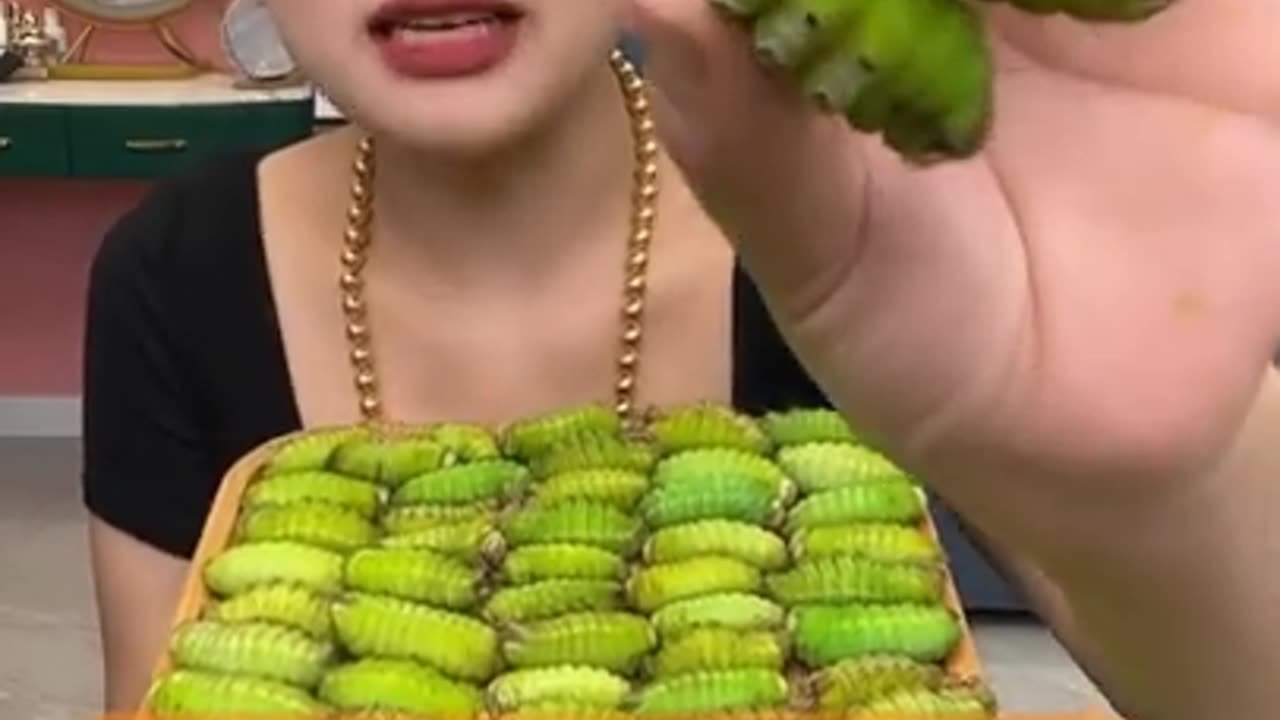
[0,104,71,177]
[0,79,316,179]
[64,101,313,178]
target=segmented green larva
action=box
[203,541,345,597]
[644,519,789,570]
[650,592,787,640]
[205,583,333,639]
[627,556,762,613]
[502,611,657,675]
[855,677,999,718]
[650,627,788,678]
[487,665,633,711]
[169,620,336,689]
[343,547,483,610]
[789,522,942,563]
[381,501,495,535]
[790,603,963,665]
[235,502,379,553]
[981,0,1175,22]
[777,442,911,493]
[329,432,452,486]
[260,427,368,478]
[502,403,623,459]
[425,421,501,461]
[332,592,501,682]
[767,555,945,605]
[648,402,773,456]
[735,0,860,69]
[378,516,506,563]
[528,430,658,477]
[809,655,946,710]
[653,447,791,499]
[838,0,995,163]
[392,459,531,507]
[851,0,992,154]
[504,500,644,555]
[144,669,331,715]
[631,668,791,714]
[714,0,995,164]
[484,579,623,624]
[243,470,384,518]
[639,474,781,529]
[318,657,486,715]
[758,407,859,446]
[785,480,926,531]
[501,543,628,584]
[531,468,651,511]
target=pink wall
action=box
[0,0,231,396]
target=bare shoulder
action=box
[258,124,361,207]
[255,125,363,297]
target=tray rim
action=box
[143,422,1112,719]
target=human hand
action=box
[628,0,1280,505]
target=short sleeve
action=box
[80,185,217,560]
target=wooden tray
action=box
[143,427,1115,720]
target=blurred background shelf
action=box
[0,73,314,179]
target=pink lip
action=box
[366,0,524,79]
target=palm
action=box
[635,0,1280,491]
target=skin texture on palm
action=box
[629,1,1280,717]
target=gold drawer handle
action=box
[125,138,189,152]
[0,137,11,152]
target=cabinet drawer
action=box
[0,105,70,177]
[66,101,314,179]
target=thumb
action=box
[622,2,833,190]
[625,0,749,104]
[620,1,874,300]
[619,1,719,176]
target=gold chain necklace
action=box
[337,49,660,431]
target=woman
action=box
[82,1,1278,718]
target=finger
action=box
[619,2,713,172]
[624,0,874,302]
[624,0,850,180]
[624,0,716,113]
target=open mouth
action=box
[367,2,524,40]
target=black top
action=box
[79,150,830,560]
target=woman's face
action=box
[266,0,629,153]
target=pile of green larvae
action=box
[144,401,1000,718]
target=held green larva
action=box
[709,0,1172,164]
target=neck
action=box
[357,60,642,283]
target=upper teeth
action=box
[397,13,493,30]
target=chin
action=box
[369,66,572,159]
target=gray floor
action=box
[0,438,1114,719]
